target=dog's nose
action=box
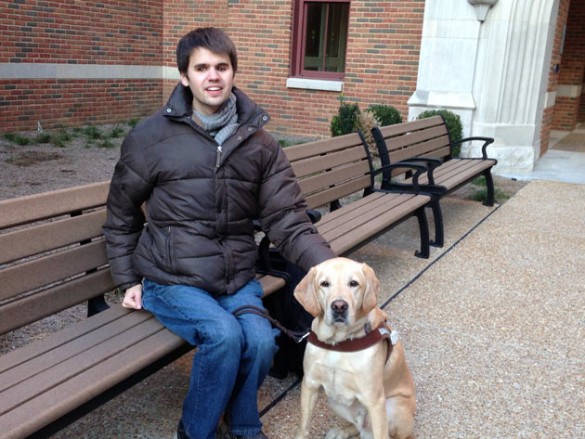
[331,300,348,316]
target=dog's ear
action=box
[294,266,321,317]
[361,262,380,313]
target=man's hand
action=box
[122,284,143,309]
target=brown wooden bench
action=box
[0,132,432,438]
[283,132,432,259]
[0,182,285,439]
[371,115,498,247]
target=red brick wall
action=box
[551,0,585,131]
[231,0,424,138]
[0,0,164,132]
[5,0,571,143]
[0,0,428,138]
[542,0,570,154]
[160,0,230,105]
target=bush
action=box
[367,104,402,126]
[330,102,361,137]
[417,109,463,157]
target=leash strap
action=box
[232,305,310,344]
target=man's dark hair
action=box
[176,27,238,75]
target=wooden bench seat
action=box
[371,115,498,247]
[0,182,284,439]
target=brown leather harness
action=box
[306,323,394,363]
[232,305,396,363]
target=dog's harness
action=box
[232,305,398,364]
[307,323,397,363]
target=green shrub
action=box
[83,125,103,140]
[330,103,361,137]
[109,124,125,138]
[367,104,402,126]
[417,109,463,157]
[35,132,52,144]
[3,132,31,146]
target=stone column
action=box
[409,0,560,174]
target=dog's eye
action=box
[320,281,330,287]
[349,280,359,287]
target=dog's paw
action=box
[324,426,359,439]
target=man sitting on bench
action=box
[103,27,334,439]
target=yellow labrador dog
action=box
[294,257,416,439]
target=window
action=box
[291,0,350,81]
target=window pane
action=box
[302,2,348,74]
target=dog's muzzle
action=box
[330,299,349,323]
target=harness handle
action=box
[232,305,310,344]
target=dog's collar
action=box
[307,323,395,362]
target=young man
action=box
[103,27,335,439]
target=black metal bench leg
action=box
[483,170,495,206]
[88,295,110,317]
[414,206,430,259]
[429,198,444,248]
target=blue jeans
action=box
[142,279,278,439]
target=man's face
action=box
[180,47,235,116]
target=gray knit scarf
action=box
[194,93,239,146]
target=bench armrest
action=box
[451,136,494,159]
[373,161,429,193]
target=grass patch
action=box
[470,176,510,203]
[3,133,31,146]
[2,120,136,150]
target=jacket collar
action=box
[162,83,270,129]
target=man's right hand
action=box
[122,284,143,309]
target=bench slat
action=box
[0,181,109,230]
[298,161,369,196]
[285,133,363,162]
[0,305,129,373]
[1,239,109,301]
[1,328,186,439]
[376,116,443,139]
[418,159,496,189]
[0,308,152,394]
[291,144,368,177]
[312,192,429,255]
[304,176,371,210]
[325,196,430,255]
[0,209,106,265]
[390,138,451,164]
[0,268,115,335]
[0,315,166,414]
[387,126,448,152]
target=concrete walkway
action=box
[51,178,585,438]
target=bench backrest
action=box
[372,116,452,176]
[0,181,115,335]
[283,132,373,209]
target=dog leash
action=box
[232,305,310,344]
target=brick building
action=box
[1,0,583,174]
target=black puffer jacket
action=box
[103,84,334,296]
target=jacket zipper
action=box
[215,145,223,168]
